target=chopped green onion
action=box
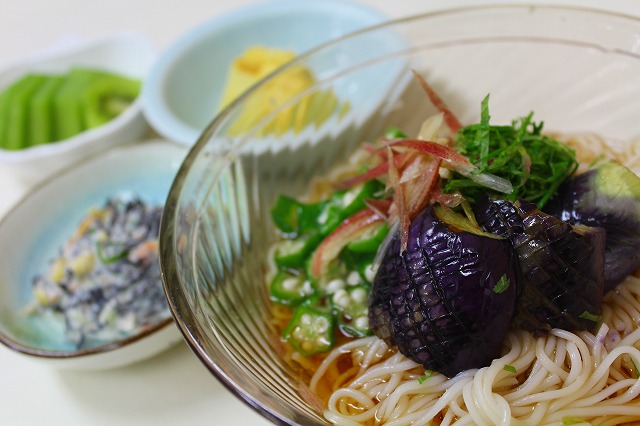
[418,370,433,384]
[492,275,510,294]
[631,357,640,379]
[579,310,602,323]
[385,127,407,139]
[503,365,517,373]
[96,241,128,264]
[562,417,587,425]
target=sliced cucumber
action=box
[5,74,46,150]
[29,75,64,146]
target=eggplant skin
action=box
[369,207,519,377]
[475,198,605,335]
[545,161,640,292]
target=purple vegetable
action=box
[544,161,640,292]
[369,207,519,377]
[475,197,605,335]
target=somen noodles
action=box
[266,79,640,425]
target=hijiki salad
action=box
[26,196,168,348]
[267,73,640,378]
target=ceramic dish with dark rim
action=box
[0,140,186,370]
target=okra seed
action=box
[317,210,329,225]
[364,264,377,283]
[333,289,351,308]
[354,316,369,330]
[351,288,367,303]
[337,297,351,309]
[314,317,330,333]
[342,189,357,207]
[301,341,314,352]
[293,327,305,341]
[347,271,361,286]
[300,314,312,326]
[326,279,345,293]
[282,278,300,292]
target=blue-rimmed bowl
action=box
[141,0,391,146]
[0,140,187,369]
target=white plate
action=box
[0,34,156,183]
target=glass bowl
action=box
[159,5,640,425]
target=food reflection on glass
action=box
[26,195,168,349]
[266,73,640,424]
[219,45,349,136]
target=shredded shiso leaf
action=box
[444,95,578,208]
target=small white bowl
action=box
[0,34,156,183]
[141,0,391,146]
[0,140,187,370]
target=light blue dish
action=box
[141,0,397,146]
[0,141,187,369]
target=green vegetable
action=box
[269,269,314,306]
[346,222,389,253]
[282,304,335,356]
[5,74,46,150]
[444,95,578,208]
[503,364,517,373]
[271,181,382,239]
[96,241,129,264]
[631,357,640,379]
[270,195,302,236]
[273,235,322,268]
[492,275,511,294]
[330,284,371,337]
[29,75,64,146]
[83,73,140,128]
[55,69,109,140]
[271,180,386,353]
[385,127,408,139]
[340,248,376,285]
[271,179,386,271]
[417,370,433,384]
[578,310,602,324]
[0,79,17,147]
[562,417,587,425]
[307,255,350,295]
[322,179,385,234]
[0,67,140,150]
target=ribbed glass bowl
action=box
[159,6,640,425]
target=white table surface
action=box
[0,1,638,425]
